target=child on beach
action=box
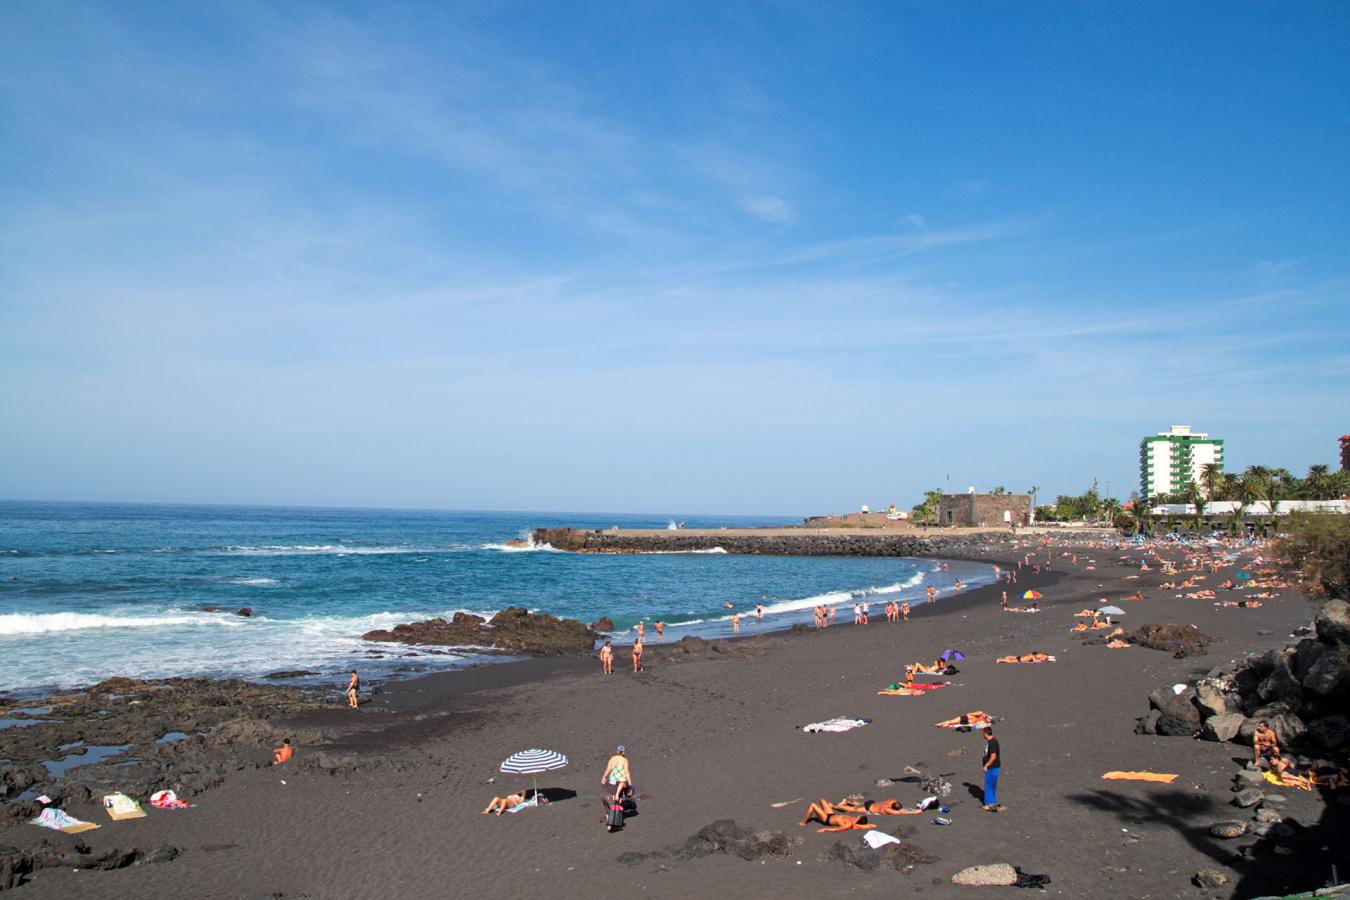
[732,612,741,633]
[346,670,360,709]
[600,640,614,675]
[272,738,293,765]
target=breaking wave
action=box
[0,611,251,636]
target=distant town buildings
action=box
[1139,425,1224,499]
[1341,434,1350,471]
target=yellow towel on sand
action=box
[1101,771,1178,783]
[1263,770,1314,791]
[103,792,147,820]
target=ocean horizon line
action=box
[0,497,804,522]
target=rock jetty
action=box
[362,607,598,656]
[532,526,939,557]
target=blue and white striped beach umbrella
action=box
[500,749,568,803]
[500,749,568,775]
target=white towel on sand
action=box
[864,830,901,849]
[802,717,871,733]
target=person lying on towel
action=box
[832,797,922,816]
[936,711,992,729]
[482,791,527,815]
[997,652,1055,663]
[797,799,876,832]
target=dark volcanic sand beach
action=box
[4,536,1346,899]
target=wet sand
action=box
[4,538,1341,899]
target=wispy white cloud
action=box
[1257,258,1298,278]
[739,194,796,224]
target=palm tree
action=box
[1268,468,1295,532]
[1183,481,1207,533]
[1305,464,1332,499]
[1200,463,1223,501]
[1103,497,1121,530]
[1028,485,1040,523]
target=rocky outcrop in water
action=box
[362,607,598,656]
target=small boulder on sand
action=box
[951,863,1017,886]
[1193,868,1229,888]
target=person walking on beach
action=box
[346,670,360,709]
[731,612,741,633]
[1001,590,1008,608]
[636,621,645,642]
[981,727,1002,811]
[654,621,664,642]
[828,605,836,625]
[860,601,870,624]
[926,585,937,604]
[632,636,644,672]
[603,745,633,802]
[901,600,910,621]
[600,640,614,675]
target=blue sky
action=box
[2,2,1347,515]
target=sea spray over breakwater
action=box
[0,502,993,694]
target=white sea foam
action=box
[218,544,426,556]
[482,538,561,552]
[0,611,250,636]
[220,577,278,586]
[638,547,728,555]
[688,571,928,624]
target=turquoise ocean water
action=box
[0,502,993,694]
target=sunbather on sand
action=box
[1107,638,1130,649]
[997,652,1055,663]
[833,797,921,816]
[798,799,875,832]
[1123,591,1144,601]
[912,659,944,674]
[482,791,526,815]
[936,711,992,728]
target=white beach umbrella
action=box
[1099,605,1126,616]
[500,748,568,802]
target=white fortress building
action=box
[1139,425,1224,499]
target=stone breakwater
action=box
[531,527,941,557]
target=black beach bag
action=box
[606,801,625,831]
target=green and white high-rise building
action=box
[1139,425,1224,499]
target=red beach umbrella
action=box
[1022,590,1043,600]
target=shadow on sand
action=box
[1067,785,1348,898]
